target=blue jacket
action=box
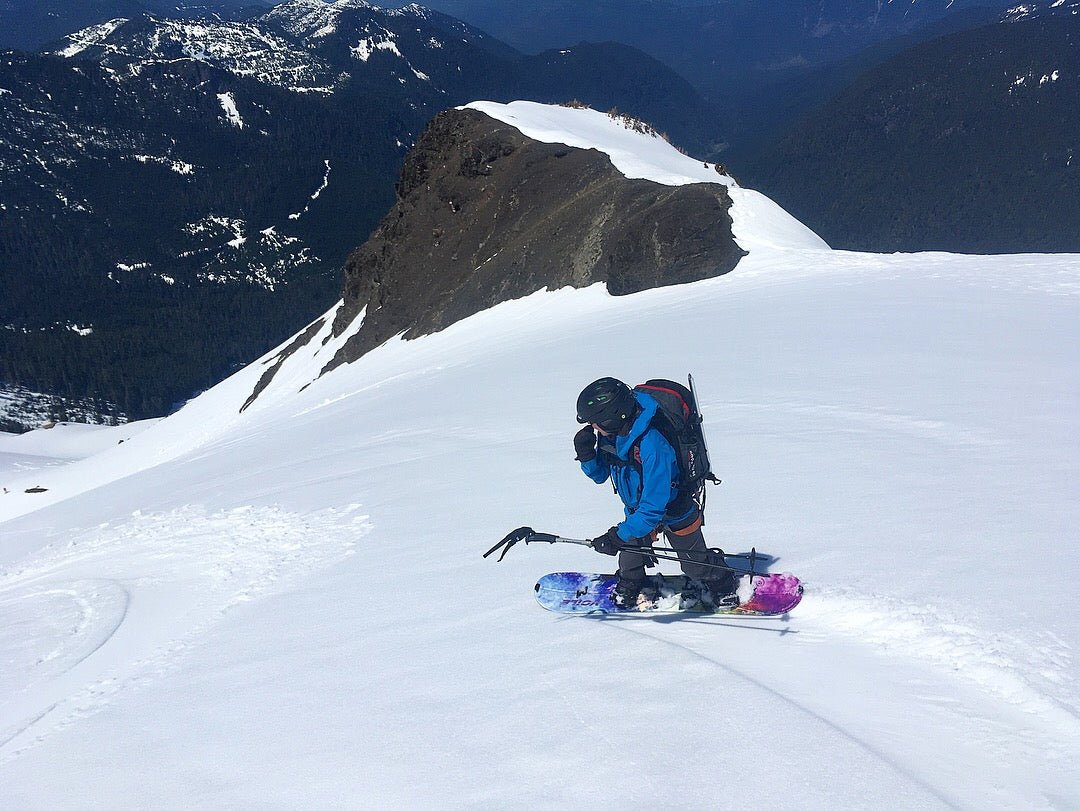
[580,391,694,541]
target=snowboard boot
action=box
[703,571,739,606]
[612,576,642,608]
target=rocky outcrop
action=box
[327,107,745,369]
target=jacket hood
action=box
[614,390,658,459]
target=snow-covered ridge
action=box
[264,0,374,39]
[464,100,830,252]
[97,16,337,93]
[49,1,464,95]
[55,19,129,58]
[49,15,336,93]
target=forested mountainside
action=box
[743,12,1079,253]
[0,1,722,427]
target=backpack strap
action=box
[599,429,685,509]
[597,436,640,499]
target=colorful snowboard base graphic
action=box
[534,572,803,616]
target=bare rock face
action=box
[328,107,745,369]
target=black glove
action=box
[573,425,597,461]
[590,527,623,556]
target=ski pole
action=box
[585,541,752,577]
[484,527,757,577]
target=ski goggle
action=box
[580,415,626,434]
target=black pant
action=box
[618,518,713,584]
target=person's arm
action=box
[575,425,611,484]
[581,452,611,484]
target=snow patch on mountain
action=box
[172,213,318,289]
[1004,0,1080,18]
[53,17,338,94]
[55,19,129,58]
[133,154,194,175]
[288,159,331,220]
[217,92,244,129]
[1009,66,1067,94]
[49,1,470,96]
[351,31,402,61]
[186,215,245,246]
[265,0,375,40]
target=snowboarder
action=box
[573,377,735,607]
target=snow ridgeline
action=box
[465,100,831,254]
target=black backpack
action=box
[634,377,719,503]
[597,375,720,509]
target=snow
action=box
[217,92,244,129]
[288,159,331,220]
[55,16,337,94]
[0,421,157,479]
[268,0,375,40]
[133,154,195,175]
[465,100,830,252]
[0,103,1078,807]
[351,34,403,62]
[55,19,128,58]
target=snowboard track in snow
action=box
[586,595,1080,808]
[600,619,960,808]
[0,503,369,764]
[803,587,1080,727]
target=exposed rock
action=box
[240,316,326,413]
[328,108,745,369]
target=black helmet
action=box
[576,377,636,433]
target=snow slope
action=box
[0,421,158,479]
[0,102,1078,808]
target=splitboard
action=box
[534,572,803,616]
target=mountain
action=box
[0,101,1077,807]
[246,98,822,403]
[0,384,126,435]
[0,47,391,422]
[322,104,747,374]
[0,0,723,429]
[392,0,1019,147]
[742,11,1080,253]
[0,0,275,51]
[395,0,1012,69]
